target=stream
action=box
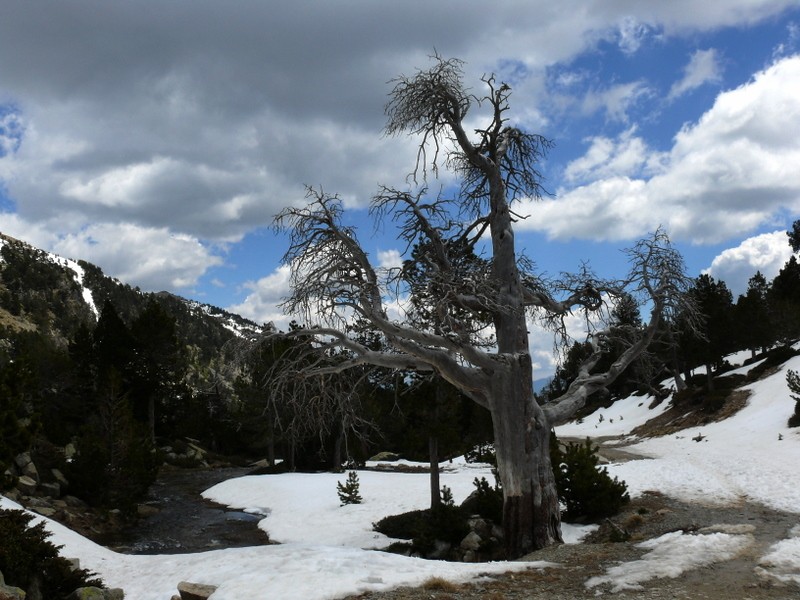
[104,467,271,554]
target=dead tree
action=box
[273,56,695,558]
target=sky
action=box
[2,1,800,374]
[3,348,800,597]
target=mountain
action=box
[0,232,268,351]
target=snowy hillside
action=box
[3,349,800,597]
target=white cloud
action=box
[668,48,723,100]
[377,249,403,270]
[524,54,800,244]
[52,223,222,292]
[704,230,793,296]
[564,127,653,183]
[617,16,653,54]
[228,265,294,330]
[581,81,652,123]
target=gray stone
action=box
[68,588,105,600]
[52,468,69,487]
[0,583,26,600]
[29,506,57,518]
[177,581,217,600]
[64,443,77,460]
[459,531,482,551]
[63,495,88,508]
[103,588,124,600]
[13,452,32,470]
[39,481,60,498]
[368,451,401,462]
[21,462,38,484]
[16,475,37,495]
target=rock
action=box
[21,463,38,484]
[103,589,124,600]
[462,549,477,562]
[0,583,26,600]
[29,506,57,518]
[137,504,159,518]
[460,531,482,551]
[52,468,69,487]
[63,495,88,508]
[13,452,32,470]
[0,571,26,600]
[368,451,400,462]
[177,581,217,600]
[467,516,492,539]
[16,475,37,495]
[64,443,77,461]
[39,481,61,499]
[426,539,451,560]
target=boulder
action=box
[103,589,124,600]
[0,583,26,600]
[39,482,61,499]
[0,572,25,600]
[368,451,400,462]
[29,506,57,518]
[68,588,105,600]
[51,468,69,487]
[13,452,32,470]
[64,443,77,461]
[16,475,37,496]
[177,581,217,600]
[459,531,482,552]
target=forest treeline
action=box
[2,231,800,512]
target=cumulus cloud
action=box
[52,224,222,292]
[704,230,793,296]
[524,54,800,244]
[228,265,294,330]
[668,48,723,100]
[564,127,655,183]
[0,0,797,304]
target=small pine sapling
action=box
[337,470,363,505]
[786,369,800,427]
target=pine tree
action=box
[336,471,363,505]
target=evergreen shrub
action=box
[550,434,629,521]
[786,368,800,428]
[336,471,363,505]
[0,508,103,598]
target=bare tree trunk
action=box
[491,359,562,557]
[332,425,344,472]
[429,435,440,510]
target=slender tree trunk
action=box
[429,435,440,510]
[332,424,344,472]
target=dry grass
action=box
[420,577,460,592]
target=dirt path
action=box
[344,492,799,599]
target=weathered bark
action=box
[490,357,562,557]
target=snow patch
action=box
[586,531,753,592]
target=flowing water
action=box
[105,467,270,554]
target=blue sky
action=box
[2,1,800,375]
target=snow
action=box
[4,349,800,597]
[1,461,557,600]
[55,256,99,319]
[586,530,754,592]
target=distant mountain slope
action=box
[0,232,268,354]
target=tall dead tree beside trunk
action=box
[273,56,695,558]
